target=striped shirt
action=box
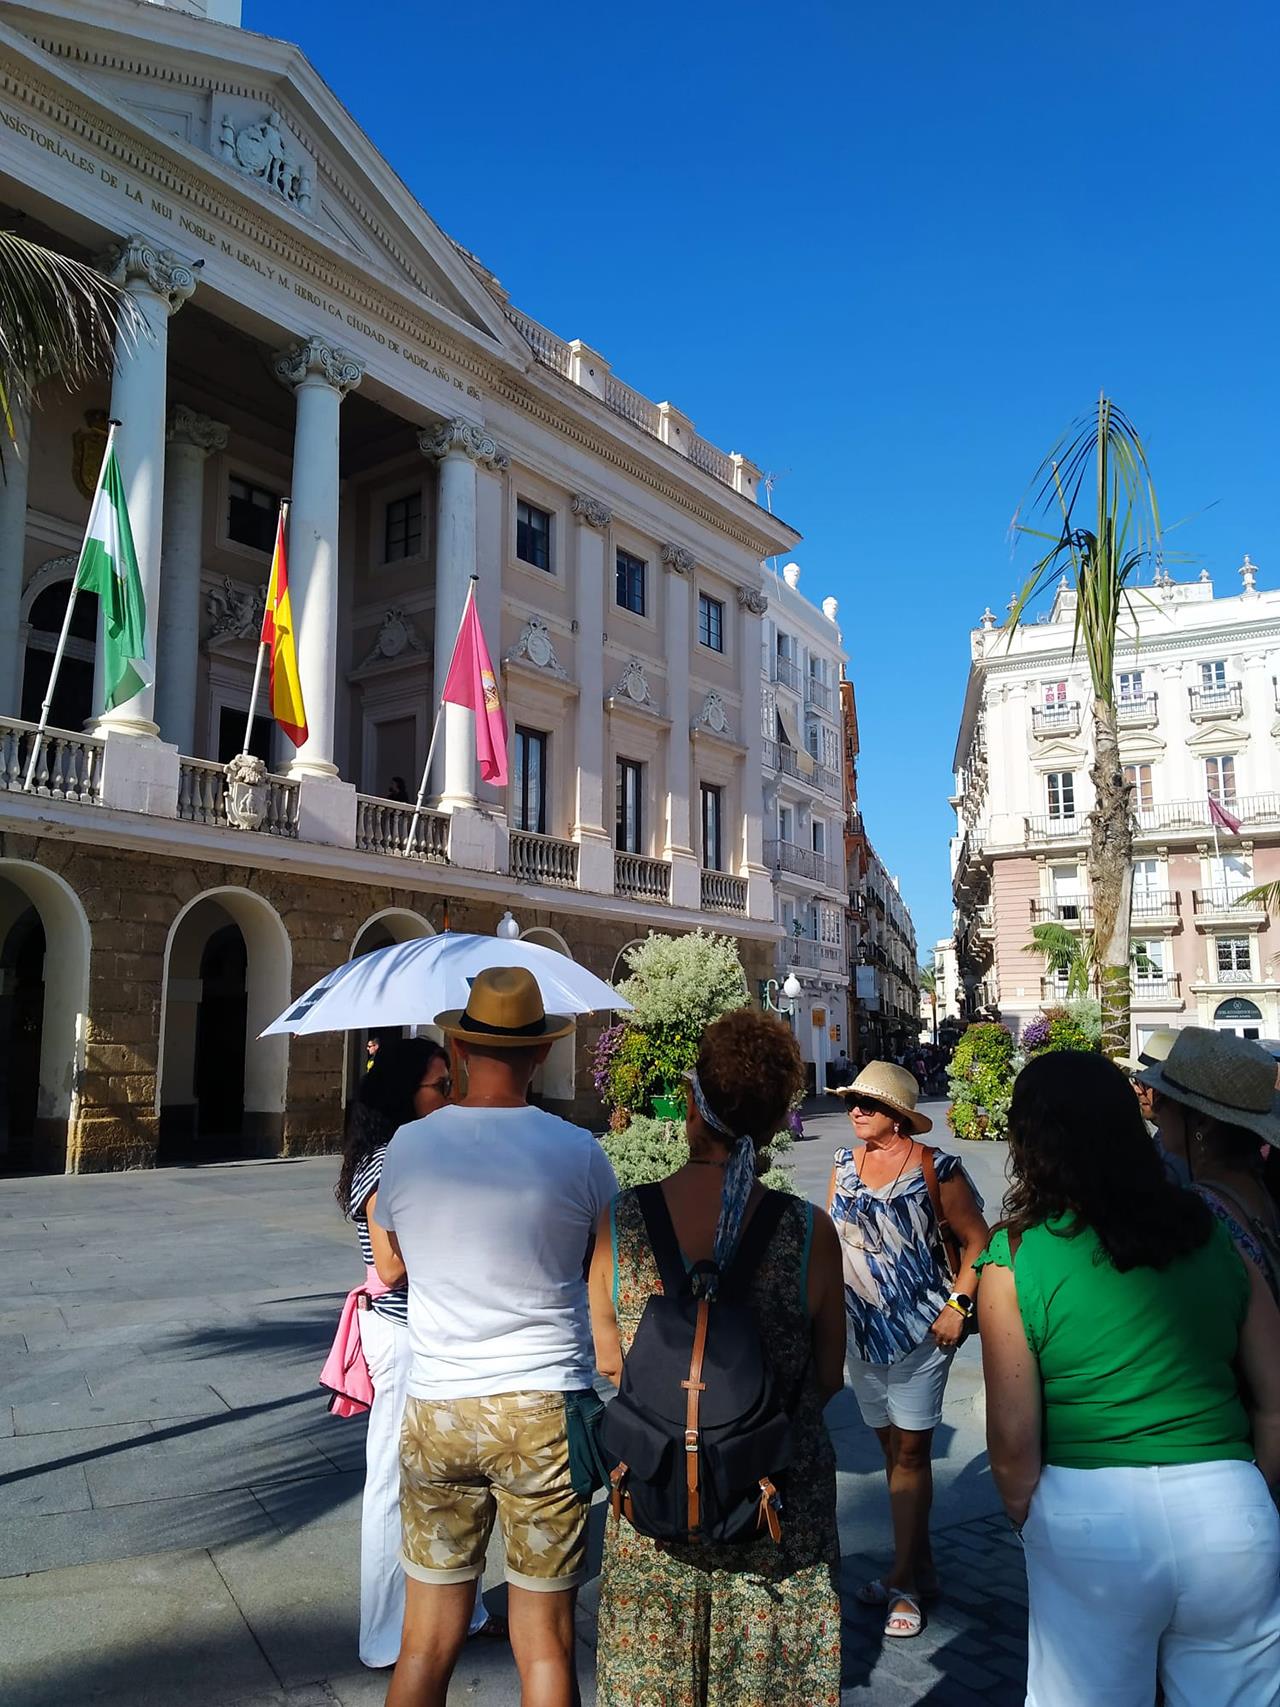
[350,1146,409,1325]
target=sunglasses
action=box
[846,1096,893,1118]
[420,1075,452,1098]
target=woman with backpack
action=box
[588,1008,847,1707]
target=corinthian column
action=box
[418,419,509,810]
[273,336,364,778]
[571,494,614,892]
[95,235,198,736]
[155,405,228,753]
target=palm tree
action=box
[0,226,142,453]
[1023,922,1097,1001]
[918,962,938,1043]
[1007,395,1162,1059]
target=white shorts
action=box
[847,1336,956,1431]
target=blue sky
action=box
[247,0,1280,951]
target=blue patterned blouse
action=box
[830,1146,983,1365]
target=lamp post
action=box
[762,971,803,1015]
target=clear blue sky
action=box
[247,0,1280,951]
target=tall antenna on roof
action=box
[762,468,790,573]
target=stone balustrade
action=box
[355,794,449,863]
[700,868,747,915]
[0,716,102,805]
[509,830,580,889]
[614,851,671,903]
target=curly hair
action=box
[1005,1051,1213,1272]
[696,1008,805,1153]
[335,1037,447,1216]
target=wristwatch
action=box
[946,1292,974,1318]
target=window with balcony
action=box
[1046,772,1075,820]
[227,476,280,553]
[1131,859,1164,918]
[1202,660,1227,691]
[1118,671,1144,702]
[516,499,552,571]
[1215,935,1252,982]
[1132,939,1165,983]
[700,783,724,872]
[615,758,642,853]
[778,805,793,843]
[1123,763,1153,808]
[698,592,724,652]
[615,549,647,616]
[812,820,826,856]
[383,491,422,562]
[513,726,548,835]
[1205,754,1237,805]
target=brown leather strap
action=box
[920,1145,961,1281]
[680,1297,710,1535]
[757,1477,782,1543]
[609,1462,628,1524]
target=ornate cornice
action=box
[166,403,228,454]
[737,586,768,616]
[273,335,364,395]
[661,543,694,575]
[419,419,509,470]
[99,234,197,312]
[571,493,612,529]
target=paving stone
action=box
[1,1486,274,1576]
[249,1469,364,1533]
[0,1424,149,1517]
[84,1425,337,1508]
[15,1377,229,1434]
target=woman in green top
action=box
[978,1050,1280,1707]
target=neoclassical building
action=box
[0,0,798,1171]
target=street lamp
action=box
[496,909,521,941]
[763,971,802,1014]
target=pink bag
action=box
[319,1267,390,1418]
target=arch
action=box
[158,886,291,1161]
[1213,997,1262,1023]
[0,858,92,1173]
[611,937,648,991]
[520,926,576,1104]
[344,908,438,1100]
[19,555,99,730]
[349,907,435,956]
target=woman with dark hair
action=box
[337,1038,492,1667]
[588,1008,847,1706]
[979,1048,1280,1705]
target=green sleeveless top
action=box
[976,1217,1252,1470]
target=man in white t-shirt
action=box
[374,967,617,1707]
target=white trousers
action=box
[356,1308,488,1668]
[1023,1461,1280,1707]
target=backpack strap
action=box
[720,1190,790,1300]
[634,1182,689,1299]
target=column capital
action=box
[273,334,365,396]
[661,543,695,575]
[99,235,198,313]
[571,492,612,529]
[166,403,229,455]
[736,585,768,616]
[419,418,509,470]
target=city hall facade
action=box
[0,0,798,1171]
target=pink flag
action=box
[440,586,508,786]
[1208,794,1242,835]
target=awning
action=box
[777,699,816,776]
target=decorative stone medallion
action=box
[218,110,315,211]
[505,616,568,679]
[610,658,657,712]
[360,609,427,668]
[692,690,733,739]
[224,751,268,830]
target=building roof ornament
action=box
[505,615,568,679]
[166,404,229,454]
[217,109,315,213]
[273,335,365,395]
[360,608,428,670]
[661,543,694,575]
[691,690,733,741]
[979,607,997,631]
[737,586,768,616]
[419,419,509,469]
[99,235,198,314]
[571,493,612,528]
[1241,554,1259,595]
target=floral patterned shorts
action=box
[399,1389,589,1591]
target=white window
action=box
[778,805,793,843]
[820,904,842,947]
[1216,936,1251,980]
[1118,671,1144,702]
[1206,755,1237,804]
[761,685,776,741]
[1132,858,1159,893]
[1132,940,1165,982]
[1046,772,1075,819]
[1201,660,1227,691]
[1123,763,1153,807]
[822,725,841,771]
[1050,864,1083,914]
[806,720,820,759]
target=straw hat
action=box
[832,1061,932,1135]
[1136,1027,1280,1146]
[1120,1027,1179,1075]
[434,966,575,1049]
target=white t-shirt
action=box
[372,1103,619,1401]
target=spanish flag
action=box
[261,506,308,747]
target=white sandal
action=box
[883,1590,925,1639]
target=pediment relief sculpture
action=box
[359,609,428,670]
[691,691,733,741]
[206,576,265,643]
[504,616,568,680]
[608,659,658,714]
[218,110,315,213]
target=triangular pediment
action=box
[3,1,530,359]
[1030,739,1087,768]
[1185,720,1250,753]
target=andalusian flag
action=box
[261,507,308,747]
[75,440,148,710]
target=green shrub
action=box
[947,1022,1016,1141]
[598,1115,795,1194]
[1032,1003,1101,1056]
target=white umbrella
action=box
[261,930,631,1036]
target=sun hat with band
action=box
[1120,1027,1179,1076]
[832,1061,932,1135]
[434,965,574,1048]
[1136,1026,1280,1147]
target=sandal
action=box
[471,1613,509,1641]
[883,1591,925,1639]
[856,1574,939,1606]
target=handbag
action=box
[921,1146,977,1341]
[564,1387,610,1499]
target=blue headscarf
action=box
[686,1069,756,1297]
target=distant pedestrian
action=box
[979,1050,1280,1704]
[335,1038,493,1668]
[829,1062,988,1637]
[589,1008,846,1706]
[387,775,409,802]
[373,969,617,1707]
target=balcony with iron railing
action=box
[1030,897,1095,928]
[1134,794,1280,835]
[614,851,671,904]
[1117,693,1159,728]
[1188,682,1244,720]
[771,655,802,693]
[1031,701,1082,737]
[1192,887,1267,927]
[805,676,835,715]
[764,839,843,889]
[787,936,844,972]
[1130,888,1180,924]
[1026,812,1086,842]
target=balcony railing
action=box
[764,839,842,888]
[1192,886,1266,926]
[805,676,835,715]
[788,937,843,971]
[772,655,802,693]
[816,764,843,800]
[614,851,671,904]
[1130,888,1178,920]
[509,830,579,889]
[1030,898,1094,927]
[1132,975,1182,1003]
[356,795,449,863]
[1117,694,1159,727]
[1208,965,1254,985]
[176,756,299,837]
[1032,702,1082,736]
[1189,683,1243,719]
[701,868,747,915]
[0,716,102,805]
[1026,812,1085,841]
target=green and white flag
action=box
[75,441,149,710]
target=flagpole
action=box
[242,499,288,759]
[404,577,478,858]
[24,420,121,792]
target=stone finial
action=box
[99,235,198,313]
[822,596,839,623]
[273,335,365,395]
[979,607,997,631]
[419,419,509,470]
[571,493,612,528]
[1241,554,1259,595]
[166,404,229,454]
[782,562,801,589]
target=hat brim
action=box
[1135,1062,1280,1147]
[831,1083,932,1135]
[434,1010,576,1048]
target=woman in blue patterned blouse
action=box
[828,1061,988,1639]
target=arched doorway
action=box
[344,909,436,1104]
[20,561,99,732]
[520,926,577,1106]
[159,889,290,1163]
[1213,996,1263,1040]
[0,861,91,1173]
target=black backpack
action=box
[600,1183,794,1547]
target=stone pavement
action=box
[0,1102,1026,1705]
